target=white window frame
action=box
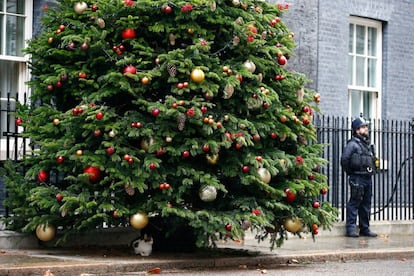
[348,16,382,121]
[0,0,32,160]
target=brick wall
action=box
[277,0,414,120]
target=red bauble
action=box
[124,65,137,74]
[202,144,210,153]
[122,28,136,39]
[186,108,195,117]
[312,201,320,208]
[124,0,134,6]
[252,134,261,142]
[242,165,250,173]
[278,55,287,66]
[182,150,191,158]
[83,166,102,183]
[15,118,23,126]
[56,193,63,202]
[96,112,104,120]
[252,209,261,215]
[78,72,87,79]
[161,5,172,13]
[152,108,160,117]
[56,156,64,163]
[106,147,116,155]
[225,224,232,231]
[149,163,157,170]
[285,188,296,203]
[320,188,328,195]
[37,170,49,183]
[160,183,171,190]
[296,156,304,165]
[308,173,315,180]
[93,129,102,137]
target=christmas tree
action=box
[2,0,337,250]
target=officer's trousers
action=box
[345,174,373,234]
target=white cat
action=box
[131,234,153,256]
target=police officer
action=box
[340,117,377,238]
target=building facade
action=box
[282,0,414,121]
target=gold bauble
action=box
[36,224,56,242]
[257,168,271,184]
[130,212,149,229]
[283,217,302,233]
[190,68,205,83]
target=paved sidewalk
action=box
[1,223,414,275]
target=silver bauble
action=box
[74,2,88,14]
[243,60,256,73]
[199,185,217,202]
[257,167,271,184]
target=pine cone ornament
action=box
[224,84,234,99]
[233,36,240,46]
[125,184,135,196]
[177,113,186,131]
[167,64,177,77]
[169,33,176,45]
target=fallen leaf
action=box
[43,270,55,276]
[148,267,161,274]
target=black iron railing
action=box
[315,115,414,221]
[1,93,414,221]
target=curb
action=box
[3,248,414,276]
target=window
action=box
[0,0,32,160]
[348,17,382,120]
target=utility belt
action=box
[352,167,375,175]
[350,153,377,175]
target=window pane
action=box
[349,24,354,53]
[0,61,20,137]
[368,27,377,56]
[348,55,354,85]
[7,0,25,14]
[0,0,3,11]
[350,90,361,118]
[356,25,365,55]
[0,15,3,54]
[368,58,377,87]
[363,91,374,119]
[6,15,25,56]
[356,56,365,86]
